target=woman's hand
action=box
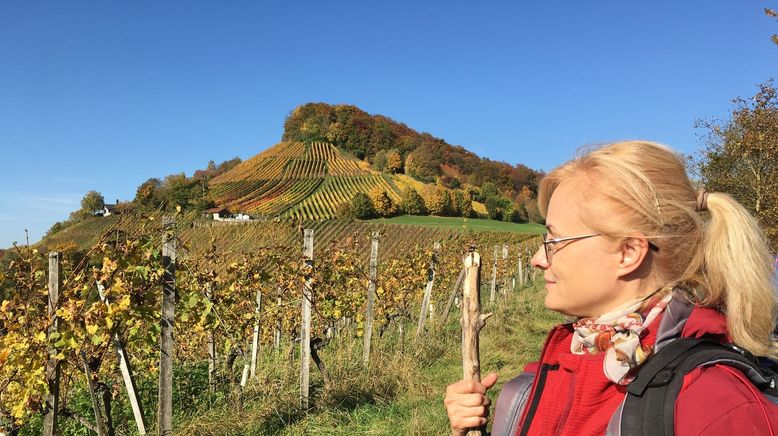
[444,372,499,435]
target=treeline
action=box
[45,158,242,237]
[340,182,541,223]
[132,157,241,212]
[282,103,543,197]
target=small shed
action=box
[203,207,229,221]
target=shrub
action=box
[351,193,377,219]
[400,188,427,215]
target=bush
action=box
[336,202,356,220]
[352,193,377,219]
[400,188,427,215]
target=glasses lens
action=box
[542,233,551,263]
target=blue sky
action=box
[1,1,776,248]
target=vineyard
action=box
[208,142,395,219]
[0,211,547,434]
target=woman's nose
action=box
[531,245,548,269]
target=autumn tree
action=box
[134,178,164,209]
[369,187,398,217]
[80,190,105,215]
[453,190,474,218]
[400,187,427,215]
[424,186,454,216]
[767,6,778,46]
[693,80,778,248]
[386,149,403,174]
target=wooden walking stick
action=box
[461,246,492,436]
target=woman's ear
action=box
[616,236,652,278]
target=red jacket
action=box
[512,303,778,435]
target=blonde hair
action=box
[538,141,777,357]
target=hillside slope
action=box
[209,141,404,219]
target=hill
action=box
[209,141,402,220]
[36,104,546,251]
[283,103,543,196]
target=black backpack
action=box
[620,337,778,435]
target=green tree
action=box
[372,150,388,172]
[693,80,778,248]
[336,201,356,220]
[161,173,207,211]
[81,190,105,214]
[400,187,427,215]
[479,182,499,201]
[484,195,512,221]
[453,190,474,218]
[351,192,377,219]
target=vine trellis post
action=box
[501,244,509,297]
[43,252,61,436]
[416,241,439,340]
[440,266,466,327]
[158,217,176,436]
[363,232,379,366]
[206,282,216,394]
[300,229,314,410]
[250,289,261,380]
[489,245,498,305]
[97,282,146,434]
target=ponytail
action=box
[700,192,777,357]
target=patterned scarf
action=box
[570,288,673,385]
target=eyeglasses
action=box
[540,233,660,265]
[541,233,601,264]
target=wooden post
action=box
[501,244,509,296]
[43,252,61,436]
[97,283,146,435]
[274,296,282,352]
[158,218,176,436]
[416,242,439,339]
[206,282,216,394]
[441,266,466,327]
[300,229,314,410]
[461,247,492,436]
[240,361,250,388]
[250,289,261,380]
[517,256,524,289]
[489,245,498,305]
[81,350,108,436]
[363,232,379,366]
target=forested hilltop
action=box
[283,103,542,195]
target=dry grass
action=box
[174,281,562,435]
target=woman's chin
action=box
[544,295,578,317]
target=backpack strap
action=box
[620,338,772,436]
[491,372,535,436]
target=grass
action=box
[365,215,546,234]
[173,281,562,435]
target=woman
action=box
[444,141,778,435]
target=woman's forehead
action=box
[546,179,598,233]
